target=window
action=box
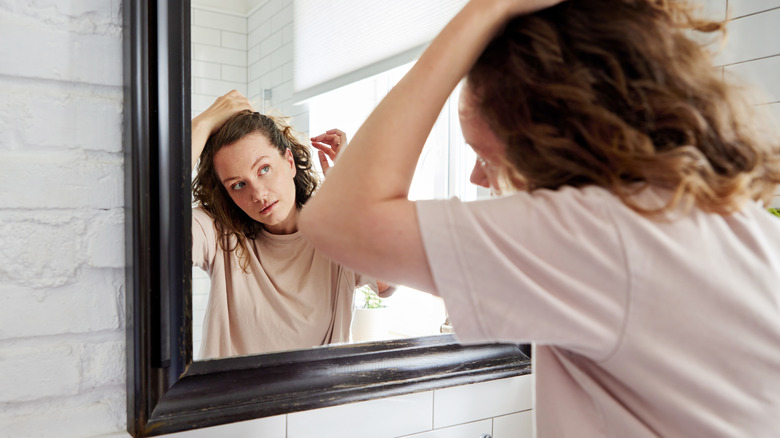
[307,61,489,342]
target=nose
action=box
[250,181,268,203]
[469,161,490,188]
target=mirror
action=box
[189,0,462,360]
[124,0,530,436]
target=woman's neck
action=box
[264,206,299,235]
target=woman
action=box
[191,91,388,359]
[300,0,780,436]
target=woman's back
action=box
[542,189,780,437]
[298,0,780,435]
[417,185,780,436]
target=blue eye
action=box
[231,181,246,191]
[259,165,270,175]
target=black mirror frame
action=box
[123,1,531,436]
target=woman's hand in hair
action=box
[473,0,566,17]
[310,129,347,176]
[191,90,255,170]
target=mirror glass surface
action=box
[189,0,483,360]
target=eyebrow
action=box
[220,155,269,185]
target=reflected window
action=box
[306,62,489,344]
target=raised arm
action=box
[191,90,255,170]
[299,0,564,292]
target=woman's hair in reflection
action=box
[467,0,780,216]
[192,110,319,271]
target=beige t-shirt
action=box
[193,207,375,359]
[417,185,780,437]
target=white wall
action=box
[1,1,779,437]
[191,7,249,117]
[191,0,308,131]
[713,1,780,206]
[247,0,309,132]
[0,1,127,437]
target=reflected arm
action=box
[299,0,545,293]
[191,118,211,170]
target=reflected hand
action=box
[311,129,347,176]
[377,280,396,298]
[191,90,255,170]
[194,90,255,136]
[474,0,567,16]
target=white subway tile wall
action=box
[191,7,249,117]
[165,414,286,438]
[433,375,533,429]
[191,1,308,138]
[728,0,780,18]
[287,391,433,438]
[714,8,780,65]
[246,0,309,131]
[493,411,534,438]
[697,0,728,21]
[191,267,210,359]
[192,8,247,34]
[725,56,780,103]
[399,419,493,438]
[709,1,780,206]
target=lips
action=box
[259,200,277,215]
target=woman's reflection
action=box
[191,90,391,359]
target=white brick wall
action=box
[0,1,126,437]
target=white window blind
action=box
[293,0,468,102]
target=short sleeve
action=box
[192,207,217,274]
[416,186,628,360]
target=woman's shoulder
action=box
[416,186,619,230]
[193,206,225,229]
[193,205,212,221]
[192,206,221,241]
[459,185,619,217]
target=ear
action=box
[284,148,296,176]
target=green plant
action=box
[357,285,386,309]
[769,208,780,218]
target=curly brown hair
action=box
[192,110,320,271]
[467,0,780,217]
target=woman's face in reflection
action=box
[213,133,299,235]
